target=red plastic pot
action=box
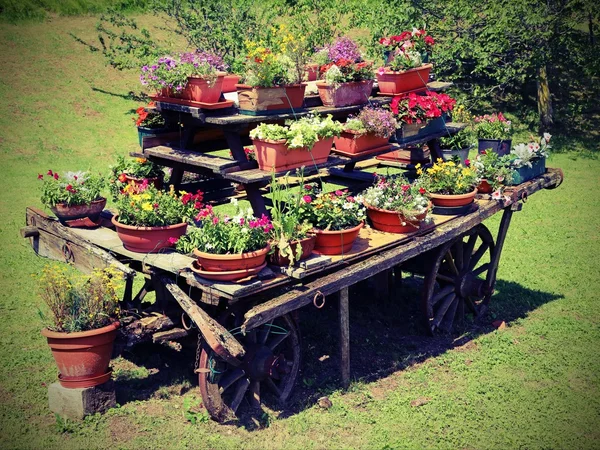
[429,188,478,207]
[269,235,316,266]
[236,84,306,114]
[50,197,106,225]
[376,64,432,95]
[305,64,319,82]
[315,80,373,107]
[221,74,241,93]
[183,72,226,103]
[477,179,493,193]
[313,222,364,255]
[334,131,390,155]
[193,244,270,272]
[41,321,119,389]
[366,204,430,233]
[112,215,188,253]
[252,137,334,172]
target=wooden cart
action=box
[22,90,564,422]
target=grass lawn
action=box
[0,15,599,450]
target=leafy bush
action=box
[297,184,366,231]
[38,170,105,208]
[416,159,479,195]
[360,174,430,219]
[250,115,343,150]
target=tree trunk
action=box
[537,65,554,131]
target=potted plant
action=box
[315,37,374,107]
[134,101,175,148]
[474,112,513,155]
[471,151,513,193]
[334,107,396,154]
[267,172,315,266]
[360,174,431,233]
[38,170,106,225]
[389,91,455,142]
[175,203,272,281]
[439,129,473,165]
[112,183,203,253]
[507,133,551,185]
[249,114,343,171]
[221,56,245,93]
[376,29,435,95]
[416,159,480,207]
[39,264,122,388]
[109,156,164,199]
[236,32,309,115]
[297,184,366,255]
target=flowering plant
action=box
[39,170,105,208]
[297,184,366,231]
[114,183,203,227]
[439,129,473,150]
[133,102,166,128]
[249,114,343,150]
[473,112,512,140]
[326,37,363,63]
[359,174,430,220]
[416,159,479,195]
[321,60,374,84]
[510,133,551,168]
[268,172,313,265]
[109,156,164,199]
[378,28,435,71]
[344,107,397,138]
[472,151,513,190]
[389,91,455,124]
[38,264,122,333]
[175,204,272,255]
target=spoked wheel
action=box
[422,224,496,335]
[198,311,301,422]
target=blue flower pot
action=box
[478,139,512,156]
[137,126,176,148]
[508,157,546,185]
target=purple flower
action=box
[327,37,362,63]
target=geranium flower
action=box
[302,195,312,203]
[38,174,43,180]
[167,237,179,245]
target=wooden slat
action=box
[143,145,242,173]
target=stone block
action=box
[48,380,116,419]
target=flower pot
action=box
[315,80,374,107]
[334,131,390,155]
[394,117,445,143]
[313,222,364,255]
[221,74,241,93]
[50,197,107,225]
[137,126,175,148]
[236,84,306,115]
[429,188,478,207]
[477,179,493,193]
[252,137,334,172]
[478,139,512,156]
[41,321,119,389]
[111,216,187,253]
[124,174,163,190]
[182,72,226,103]
[193,244,270,272]
[376,64,433,95]
[441,146,472,165]
[508,157,546,185]
[269,235,316,266]
[305,64,319,82]
[366,204,429,233]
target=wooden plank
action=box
[152,328,189,343]
[161,277,246,366]
[143,145,242,173]
[339,286,350,388]
[116,313,177,352]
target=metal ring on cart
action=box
[61,243,74,263]
[313,291,326,309]
[521,192,528,203]
[181,312,195,330]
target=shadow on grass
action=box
[110,276,561,429]
[91,87,148,102]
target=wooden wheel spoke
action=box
[436,273,454,283]
[258,321,273,345]
[454,240,464,271]
[249,380,261,409]
[247,329,257,343]
[230,378,251,413]
[439,298,459,332]
[265,377,283,399]
[432,293,456,328]
[268,330,290,350]
[432,284,455,306]
[218,368,245,393]
[444,251,459,275]
[473,263,490,277]
[469,243,489,270]
[463,233,478,268]
[465,296,478,313]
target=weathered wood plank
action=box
[339,286,350,388]
[152,328,189,343]
[115,313,177,353]
[161,277,246,366]
[143,146,242,173]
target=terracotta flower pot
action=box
[305,64,319,81]
[236,84,306,115]
[41,321,119,389]
[50,197,107,225]
[334,131,390,155]
[124,175,163,190]
[252,137,334,172]
[315,80,374,107]
[269,235,316,266]
[111,215,187,253]
[429,188,478,207]
[192,244,270,272]
[182,72,226,103]
[313,222,364,255]
[376,64,433,95]
[221,74,241,93]
[366,204,430,233]
[477,179,493,193]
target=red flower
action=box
[47,170,53,176]
[303,184,312,190]
[65,184,74,192]
[390,96,402,115]
[212,216,219,225]
[399,31,412,41]
[167,237,179,245]
[181,192,192,205]
[148,101,156,108]
[53,173,59,180]
[424,35,435,46]
[135,106,146,114]
[346,196,355,203]
[419,187,426,194]
[464,159,470,166]
[38,174,43,179]
[401,184,410,192]
[118,173,127,183]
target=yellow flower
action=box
[142,202,153,211]
[136,157,147,164]
[415,163,421,169]
[416,168,423,175]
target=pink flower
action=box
[304,184,312,190]
[464,159,470,166]
[38,174,43,180]
[212,216,219,225]
[303,195,312,203]
[239,217,245,225]
[346,196,354,203]
[335,190,344,196]
[377,67,386,76]
[492,190,502,200]
[167,237,179,245]
[401,184,410,192]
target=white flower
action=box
[230,198,238,206]
[205,243,213,250]
[64,171,88,182]
[491,190,502,200]
[543,132,552,143]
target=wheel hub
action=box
[243,344,290,381]
[457,273,491,298]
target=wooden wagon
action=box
[22,89,564,422]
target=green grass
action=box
[0,0,146,22]
[1,15,599,450]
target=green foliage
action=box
[472,151,513,189]
[360,174,430,218]
[109,156,164,199]
[182,397,209,424]
[416,159,479,195]
[39,170,105,208]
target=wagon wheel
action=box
[422,224,495,335]
[198,310,301,422]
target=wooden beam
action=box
[339,287,350,388]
